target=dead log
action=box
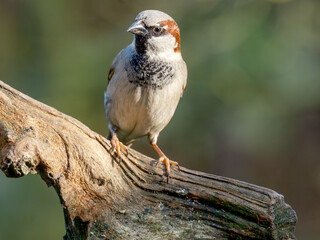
[0,80,297,240]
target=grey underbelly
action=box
[109,87,178,142]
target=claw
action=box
[111,133,128,160]
[158,156,180,182]
[152,143,180,182]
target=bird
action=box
[104,10,187,182]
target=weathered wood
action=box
[0,80,297,240]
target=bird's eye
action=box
[153,27,162,34]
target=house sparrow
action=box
[104,10,187,182]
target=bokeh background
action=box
[0,0,319,239]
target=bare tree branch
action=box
[0,80,297,239]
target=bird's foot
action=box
[157,156,180,183]
[110,134,128,160]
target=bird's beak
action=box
[127,20,147,36]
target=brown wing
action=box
[107,67,115,85]
[181,85,186,97]
[180,60,187,98]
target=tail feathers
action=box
[107,132,112,140]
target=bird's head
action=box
[127,10,181,56]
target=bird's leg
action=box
[110,128,128,158]
[152,143,180,182]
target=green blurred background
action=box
[0,0,319,239]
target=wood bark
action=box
[0,80,297,240]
